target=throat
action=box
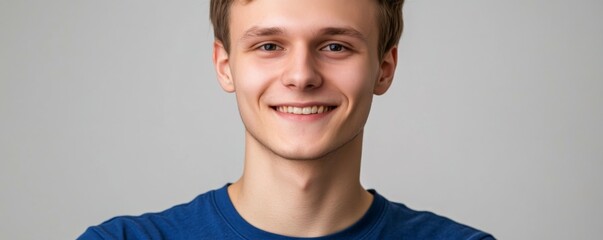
[228,178,373,237]
[231,129,370,237]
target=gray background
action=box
[1,0,602,239]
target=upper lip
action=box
[270,102,338,108]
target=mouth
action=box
[272,105,337,115]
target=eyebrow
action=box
[240,27,285,41]
[319,27,367,42]
[239,26,367,42]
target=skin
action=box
[213,0,397,237]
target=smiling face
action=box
[214,0,397,160]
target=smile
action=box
[274,105,336,115]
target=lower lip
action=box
[273,108,335,121]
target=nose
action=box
[281,48,322,91]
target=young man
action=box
[80,0,494,239]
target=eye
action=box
[259,43,281,51]
[321,43,346,52]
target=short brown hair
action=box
[210,0,405,60]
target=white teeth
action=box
[294,107,303,114]
[275,105,333,115]
[302,107,311,114]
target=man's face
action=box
[214,0,396,160]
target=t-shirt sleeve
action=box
[479,235,497,240]
[76,217,158,240]
[77,227,105,240]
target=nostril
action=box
[305,83,318,89]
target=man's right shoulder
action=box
[77,187,229,240]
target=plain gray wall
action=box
[1,0,601,239]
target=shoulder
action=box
[77,189,222,240]
[375,193,495,240]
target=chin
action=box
[272,145,336,161]
[273,137,359,161]
[273,148,329,161]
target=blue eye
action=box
[320,43,348,52]
[326,44,344,51]
[261,43,279,51]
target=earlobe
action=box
[213,40,235,93]
[374,46,398,95]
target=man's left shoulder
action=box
[378,196,495,239]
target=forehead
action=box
[229,0,379,42]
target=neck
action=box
[228,131,373,237]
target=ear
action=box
[373,46,398,95]
[213,40,235,93]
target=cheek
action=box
[232,59,278,99]
[326,60,379,100]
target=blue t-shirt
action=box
[79,185,494,239]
